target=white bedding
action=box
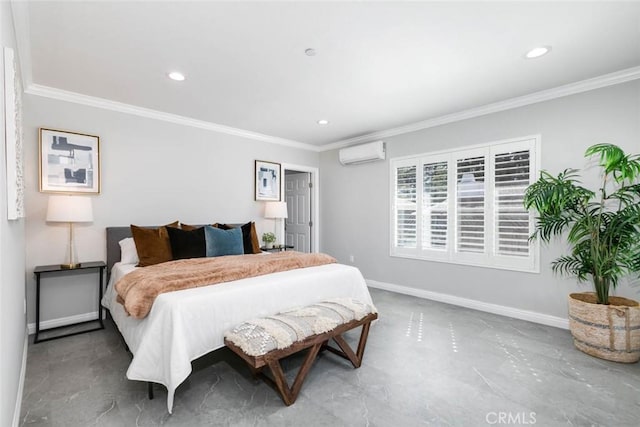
[102,261,375,413]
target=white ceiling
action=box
[18,1,640,148]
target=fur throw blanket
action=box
[115,251,336,319]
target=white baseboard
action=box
[27,311,99,335]
[366,279,569,330]
[13,328,28,427]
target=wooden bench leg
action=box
[332,335,360,368]
[323,321,373,368]
[356,321,373,364]
[266,342,322,406]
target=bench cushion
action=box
[225,298,376,357]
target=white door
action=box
[284,172,311,252]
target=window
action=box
[390,136,539,272]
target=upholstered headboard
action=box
[106,226,137,277]
[105,224,245,278]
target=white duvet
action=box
[102,261,375,413]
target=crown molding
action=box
[319,65,640,152]
[25,84,321,152]
[23,63,640,154]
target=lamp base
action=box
[60,263,81,269]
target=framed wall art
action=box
[255,160,281,201]
[39,128,101,194]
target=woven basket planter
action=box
[568,292,640,363]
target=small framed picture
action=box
[255,160,281,201]
[39,128,100,194]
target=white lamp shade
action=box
[46,195,93,223]
[264,201,288,219]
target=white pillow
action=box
[119,237,139,265]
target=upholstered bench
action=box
[224,298,378,405]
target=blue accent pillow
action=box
[204,225,244,257]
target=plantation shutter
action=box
[394,163,417,248]
[390,136,538,272]
[456,156,485,253]
[422,161,448,250]
[494,149,531,257]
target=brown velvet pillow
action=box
[247,222,261,254]
[130,221,179,267]
[215,222,261,254]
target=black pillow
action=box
[166,226,206,260]
[216,222,260,254]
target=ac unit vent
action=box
[339,141,386,165]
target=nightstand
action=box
[260,245,294,252]
[33,261,106,343]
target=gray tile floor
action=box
[20,288,640,426]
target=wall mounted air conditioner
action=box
[339,141,386,165]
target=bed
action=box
[101,226,376,413]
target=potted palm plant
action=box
[524,143,640,363]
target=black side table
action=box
[34,261,106,343]
[260,245,294,252]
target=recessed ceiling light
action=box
[305,48,317,57]
[317,119,329,125]
[525,46,551,59]
[168,71,186,81]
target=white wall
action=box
[0,2,27,426]
[23,95,319,324]
[320,81,640,321]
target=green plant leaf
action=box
[586,143,640,183]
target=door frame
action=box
[281,163,319,253]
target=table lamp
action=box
[46,195,93,269]
[264,201,288,246]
